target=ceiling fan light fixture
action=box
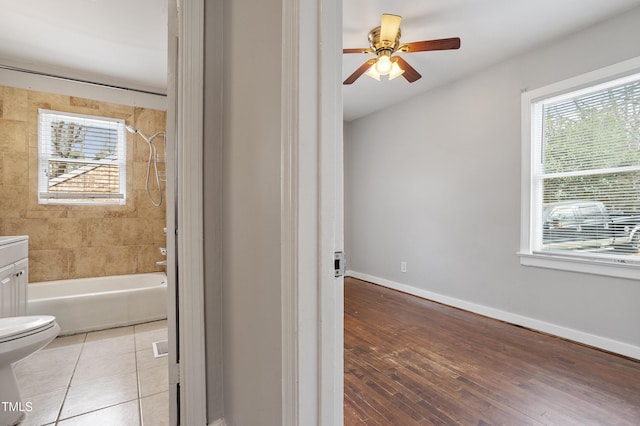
[365,66,381,81]
[388,61,405,80]
[374,53,393,75]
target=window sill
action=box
[518,251,640,280]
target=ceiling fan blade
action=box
[343,48,369,54]
[395,57,421,83]
[380,14,402,45]
[343,59,376,85]
[404,37,461,53]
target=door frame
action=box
[165,0,179,424]
[281,0,344,422]
[319,0,344,421]
[170,0,208,424]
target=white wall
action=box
[345,7,640,358]
[203,0,224,422]
[219,0,283,424]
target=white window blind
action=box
[38,109,126,205]
[529,72,640,262]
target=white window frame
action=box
[520,56,640,280]
[38,109,127,205]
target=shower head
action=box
[125,125,138,134]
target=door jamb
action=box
[174,0,208,424]
[166,0,179,424]
[281,0,344,423]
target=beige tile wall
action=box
[0,86,167,282]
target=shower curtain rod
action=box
[0,63,167,97]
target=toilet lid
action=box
[0,315,56,341]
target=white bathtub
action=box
[27,272,167,335]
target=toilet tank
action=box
[0,236,29,318]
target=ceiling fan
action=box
[343,13,461,85]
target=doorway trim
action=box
[317,0,345,422]
[281,0,344,423]
[173,0,208,424]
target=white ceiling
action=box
[0,0,167,94]
[0,0,639,120]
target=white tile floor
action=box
[13,320,169,426]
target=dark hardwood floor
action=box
[344,277,640,425]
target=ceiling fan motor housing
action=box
[368,26,401,54]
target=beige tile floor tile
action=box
[57,400,140,426]
[42,333,86,350]
[16,363,75,398]
[60,372,139,419]
[14,344,81,377]
[72,350,137,385]
[141,391,169,426]
[136,347,169,371]
[80,326,136,359]
[138,364,169,398]
[14,321,168,426]
[134,328,168,352]
[81,334,136,358]
[16,388,66,426]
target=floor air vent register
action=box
[153,340,169,358]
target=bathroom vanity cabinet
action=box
[0,236,28,318]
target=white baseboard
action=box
[346,270,640,361]
[209,418,226,426]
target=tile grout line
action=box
[54,332,87,425]
[53,400,141,425]
[135,324,170,425]
[135,327,144,426]
[54,329,142,425]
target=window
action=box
[38,110,126,205]
[520,58,640,279]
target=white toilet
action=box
[0,315,60,426]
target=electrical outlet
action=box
[401,261,407,273]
